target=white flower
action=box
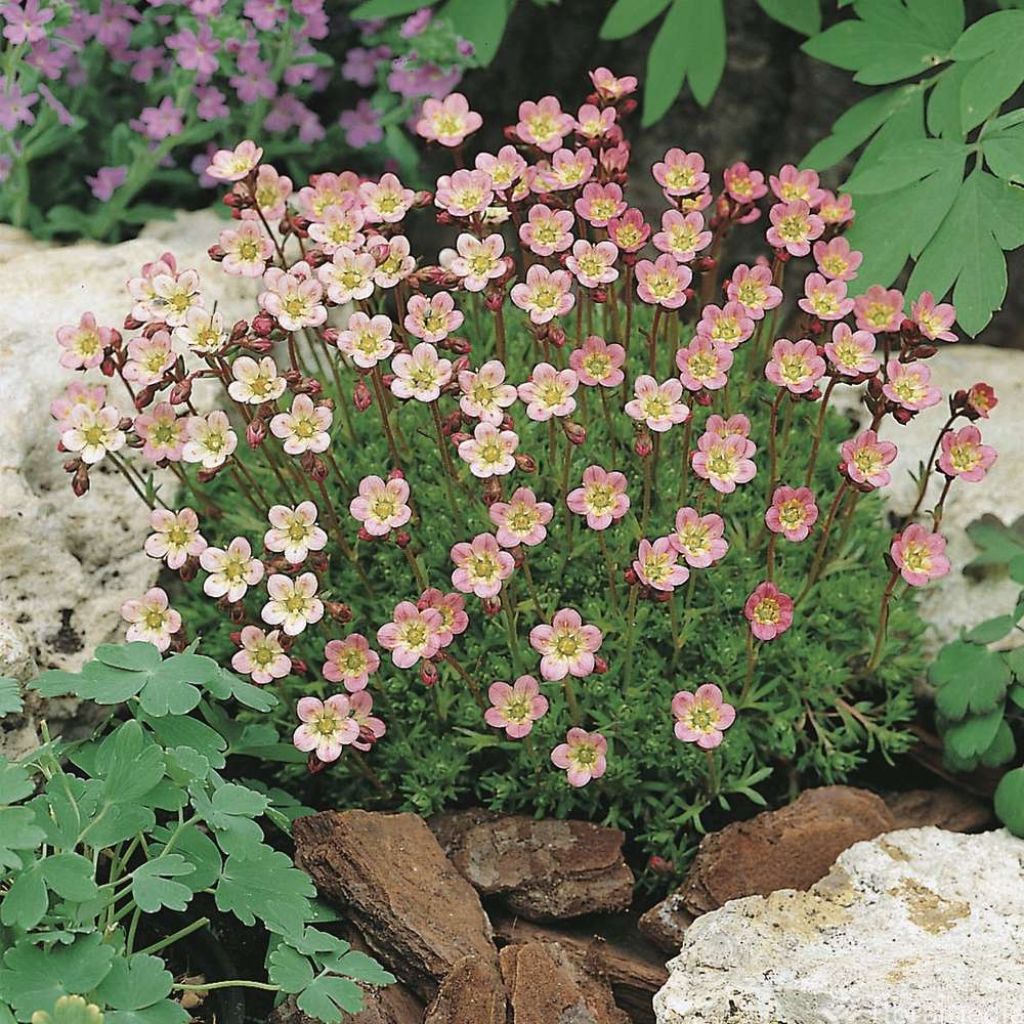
[337,312,395,369]
[152,269,203,327]
[228,356,287,405]
[390,343,452,403]
[264,502,328,564]
[317,247,375,304]
[144,508,207,569]
[61,405,125,464]
[174,308,227,353]
[182,410,238,469]
[121,587,181,652]
[261,572,324,636]
[200,536,265,602]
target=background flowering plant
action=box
[51,72,998,870]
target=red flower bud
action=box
[623,567,638,586]
[648,855,675,875]
[514,452,538,473]
[292,658,309,675]
[482,478,502,506]
[321,327,340,346]
[634,433,653,458]
[179,556,199,583]
[71,464,90,497]
[230,319,249,342]
[353,379,373,412]
[395,530,411,548]
[593,655,609,674]
[484,290,504,312]
[357,526,376,542]
[307,752,328,775]
[548,325,566,348]
[169,378,193,405]
[100,355,117,377]
[207,244,226,262]
[482,597,502,617]
[246,419,267,449]
[420,659,439,687]
[325,601,353,623]
[251,311,275,337]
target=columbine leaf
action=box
[600,0,671,40]
[964,514,1024,571]
[979,720,1016,768]
[983,127,1024,184]
[1,865,48,929]
[42,853,99,902]
[350,0,438,19]
[296,977,364,1023]
[331,952,395,987]
[191,783,269,856]
[994,767,1024,836]
[0,806,46,871]
[842,138,967,195]
[99,721,166,805]
[94,954,173,1011]
[94,643,162,673]
[963,615,1016,644]
[688,0,726,107]
[0,935,115,1018]
[930,641,1010,719]
[0,678,22,717]
[944,705,1005,760]
[104,1000,190,1024]
[142,715,227,770]
[642,0,692,127]
[136,656,212,717]
[150,824,222,892]
[960,38,1024,133]
[130,856,195,913]
[0,758,35,804]
[214,845,314,934]
[268,945,315,995]
[756,0,820,36]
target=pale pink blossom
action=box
[435,168,494,217]
[270,394,332,455]
[633,537,689,591]
[672,684,736,749]
[653,209,712,262]
[812,237,861,282]
[458,360,518,424]
[938,425,997,482]
[765,339,826,395]
[450,232,506,292]
[589,67,638,101]
[200,536,264,603]
[607,208,651,253]
[359,172,414,223]
[676,336,733,392]
[519,204,575,256]
[485,676,549,738]
[825,323,879,377]
[458,422,519,478]
[769,164,824,205]
[416,92,482,146]
[566,239,619,289]
[182,410,237,469]
[244,163,293,221]
[418,588,469,646]
[174,308,227,353]
[625,375,689,432]
[377,601,443,668]
[817,190,854,225]
[372,235,416,289]
[705,413,753,442]
[219,220,274,277]
[123,331,175,387]
[262,572,324,636]
[57,312,114,370]
[535,147,596,192]
[569,335,625,388]
[61,404,125,464]
[518,363,578,420]
[318,247,376,305]
[350,475,412,536]
[474,145,527,191]
[883,359,942,411]
[51,382,107,430]
[121,587,180,652]
[145,507,206,570]
[451,533,515,598]
[307,197,366,253]
[323,634,380,692]
[854,286,904,334]
[840,430,898,489]
[265,502,327,563]
[911,292,957,342]
[670,507,728,568]
[766,200,823,256]
[635,254,691,309]
[228,354,287,405]
[349,691,386,751]
[258,262,327,331]
[551,727,607,787]
[337,311,395,369]
[727,264,782,320]
[391,342,453,403]
[574,102,617,140]
[695,302,755,349]
[765,486,819,542]
[530,608,602,681]
[692,433,757,494]
[574,182,626,226]
[489,487,554,548]
[134,402,187,462]
[723,162,768,204]
[297,171,360,221]
[511,265,575,324]
[891,524,951,586]
[405,292,463,344]
[653,148,709,196]
[744,581,794,641]
[515,96,573,152]
[293,695,360,763]
[206,140,263,181]
[798,273,854,321]
[566,465,630,530]
[232,626,290,685]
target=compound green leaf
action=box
[215,845,314,934]
[296,976,364,1023]
[0,935,115,1018]
[0,759,35,804]
[944,705,1004,760]
[843,138,966,194]
[963,615,1016,644]
[130,856,195,914]
[951,8,1024,60]
[688,0,726,108]
[0,807,46,872]
[980,720,1016,768]
[42,854,99,902]
[268,945,314,995]
[983,128,1024,184]
[931,640,1010,719]
[960,39,1024,132]
[1,866,48,929]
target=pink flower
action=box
[434,168,494,217]
[818,191,854,225]
[61,405,125,464]
[575,102,617,140]
[200,536,264,603]
[121,587,180,652]
[570,335,626,388]
[566,465,630,530]
[798,273,854,321]
[531,608,602,681]
[653,210,712,262]
[854,286,905,334]
[416,92,482,146]
[841,430,898,489]
[938,425,997,482]
[769,164,824,205]
[518,362,578,420]
[232,626,290,685]
[706,413,752,441]
[607,208,651,253]
[265,502,327,564]
[744,581,794,641]
[458,360,518,424]
[318,248,375,304]
[405,292,463,344]
[475,145,528,191]
[519,203,575,256]
[589,67,638,101]
[418,588,469,646]
[633,537,689,591]
[515,96,573,152]
[123,331,175,387]
[349,691,387,751]
[891,524,951,587]
[485,676,549,738]
[625,375,689,432]
[670,507,728,568]
[206,140,263,181]
[490,487,554,548]
[270,394,332,455]
[676,336,733,392]
[377,601,443,668]
[246,163,293,221]
[723,162,767,204]
[911,292,957,342]
[56,312,114,370]
[765,338,826,394]
[293,695,360,763]
[566,239,620,289]
[51,382,107,430]
[261,572,324,636]
[134,403,188,463]
[695,302,755,349]
[653,148,709,196]
[765,486,819,542]
[297,171,360,221]
[551,728,607,787]
[813,237,861,282]
[883,359,942,412]
[574,182,626,226]
[692,433,757,494]
[511,265,575,324]
[672,684,736,749]
[324,633,380,692]
[182,410,237,469]
[825,323,879,378]
[175,308,227,353]
[337,312,395,369]
[307,199,365,253]
[451,533,515,598]
[359,172,414,223]
[145,507,206,569]
[350,475,411,536]
[635,254,692,309]
[372,236,415,288]
[259,262,326,331]
[727,264,782,320]
[766,200,824,257]
[391,343,453,403]
[537,147,596,191]
[450,232,506,292]
[458,422,519,478]
[966,382,998,419]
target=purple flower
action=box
[196,86,229,121]
[191,145,220,188]
[339,100,383,149]
[341,46,382,87]
[1,0,54,45]
[243,0,280,30]
[127,46,165,83]
[231,72,275,104]
[189,0,224,15]
[387,58,461,100]
[86,165,128,201]
[130,97,184,141]
[400,7,432,38]
[0,81,37,131]
[38,83,73,126]
[26,38,73,79]
[166,23,220,80]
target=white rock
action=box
[0,209,258,686]
[833,345,1024,647]
[654,827,1024,1023]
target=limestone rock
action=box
[292,810,497,1000]
[431,810,635,920]
[640,786,895,951]
[423,955,506,1024]
[654,827,1024,1023]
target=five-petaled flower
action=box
[265,502,327,563]
[270,394,332,455]
[625,375,689,432]
[293,695,360,763]
[566,465,630,530]
[391,342,453,403]
[350,475,412,536]
[883,359,942,412]
[765,486,819,542]
[765,339,826,395]
[518,363,579,420]
[530,608,602,681]
[122,587,180,652]
[485,676,549,738]
[670,507,728,568]
[377,601,443,668]
[841,430,898,489]
[938,426,996,482]
[233,626,291,685]
[551,727,607,787]
[324,634,380,692]
[262,572,324,636]
[891,524,950,587]
[200,536,265,603]
[672,684,736,749]
[145,507,206,569]
[451,532,515,598]
[633,537,689,592]
[458,422,520,478]
[511,264,576,324]
[744,581,794,641]
[490,487,554,548]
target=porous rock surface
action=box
[654,827,1024,1023]
[422,954,506,1024]
[430,809,635,920]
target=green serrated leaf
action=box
[296,976,364,1023]
[994,766,1024,835]
[0,759,35,804]
[0,678,23,716]
[931,641,1010,719]
[268,945,314,994]
[0,935,115,1018]
[944,705,1005,760]
[130,856,195,913]
[332,951,395,987]
[150,825,222,892]
[600,0,671,40]
[215,845,314,934]
[42,853,99,901]
[1,865,48,929]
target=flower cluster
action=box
[53,73,995,853]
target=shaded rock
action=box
[640,786,895,951]
[493,914,668,1024]
[499,941,629,1024]
[654,828,1024,1023]
[292,810,497,1000]
[884,787,993,834]
[423,955,505,1024]
[431,810,634,920]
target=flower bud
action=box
[123,315,145,331]
[227,602,245,624]
[634,433,653,458]
[623,567,638,586]
[169,377,193,405]
[648,855,675,875]
[484,290,504,312]
[321,327,340,346]
[482,478,502,506]
[591,288,607,304]
[562,420,587,446]
[451,355,471,377]
[420,659,439,687]
[292,658,309,675]
[482,597,502,617]
[548,325,566,348]
[307,752,328,775]
[251,311,275,337]
[71,464,90,497]
[100,355,117,377]
[134,385,158,411]
[207,244,226,262]
[892,406,915,426]
[514,452,538,473]
[353,379,373,412]
[593,655,609,674]
[395,531,411,548]
[230,319,249,342]
[305,455,328,482]
[325,601,353,623]
[246,418,267,449]
[357,526,376,542]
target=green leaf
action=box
[136,656,212,717]
[980,720,1016,767]
[756,0,820,35]
[440,0,508,65]
[983,128,1024,183]
[944,705,1005,760]
[600,0,671,40]
[1,866,48,929]
[192,783,269,856]
[150,825,222,892]
[804,86,920,169]
[95,955,172,1011]
[215,845,314,934]
[950,9,1024,59]
[0,678,22,716]
[688,0,726,107]
[960,39,1024,132]
[964,514,1024,570]
[296,977,365,1023]
[94,643,161,673]
[130,856,195,913]
[0,758,35,804]
[977,173,1024,250]
[42,853,99,901]
[0,807,46,871]
[331,952,395,987]
[350,0,439,19]
[843,138,966,194]
[0,935,115,1018]
[994,766,1024,836]
[963,615,1016,644]
[268,945,314,994]
[931,641,1010,719]
[143,716,226,771]
[926,60,970,138]
[643,0,692,127]
[104,1001,189,1024]
[100,722,166,805]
